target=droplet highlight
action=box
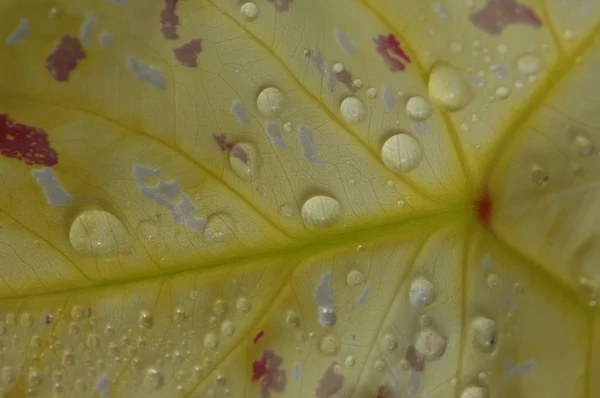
[257,87,286,117]
[69,210,129,257]
[409,278,435,308]
[414,328,446,361]
[204,213,235,242]
[340,96,367,124]
[406,96,432,121]
[240,2,259,21]
[428,62,472,112]
[468,316,497,353]
[516,53,542,75]
[381,133,423,173]
[301,195,342,229]
[229,142,260,180]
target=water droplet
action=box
[279,204,294,218]
[203,333,218,349]
[285,310,300,328]
[346,270,364,287]
[236,297,251,313]
[257,87,286,117]
[486,273,499,287]
[283,122,293,132]
[574,135,595,157]
[1,366,14,385]
[69,210,129,257]
[204,213,235,242]
[19,313,33,328]
[495,85,510,99]
[428,62,472,111]
[409,278,435,308]
[138,219,158,240]
[213,299,228,316]
[229,142,260,180]
[340,96,367,124]
[319,334,339,355]
[531,164,549,185]
[460,385,488,398]
[173,307,186,322]
[28,368,41,386]
[352,79,363,88]
[144,368,164,390]
[344,355,355,367]
[239,2,259,21]
[103,323,115,336]
[381,133,422,173]
[70,305,83,320]
[318,306,337,328]
[300,195,342,229]
[415,328,446,361]
[62,349,74,365]
[374,359,385,372]
[382,334,398,351]
[406,96,432,121]
[367,87,378,98]
[516,53,542,75]
[220,320,235,336]
[468,317,497,353]
[449,41,463,53]
[138,311,154,329]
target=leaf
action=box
[0,0,598,397]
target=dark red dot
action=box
[475,185,493,229]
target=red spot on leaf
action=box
[160,0,179,40]
[267,0,292,12]
[470,0,542,36]
[0,114,58,166]
[253,330,264,343]
[475,185,493,229]
[252,350,286,398]
[213,134,233,151]
[374,34,411,72]
[45,35,86,82]
[404,345,425,372]
[315,362,343,398]
[174,39,202,67]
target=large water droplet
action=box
[468,316,497,353]
[460,385,488,398]
[69,210,129,257]
[381,133,423,173]
[257,87,286,117]
[340,96,367,124]
[204,213,235,242]
[405,96,432,121]
[319,334,339,355]
[495,85,511,99]
[414,328,446,361]
[409,278,435,308]
[301,195,342,229]
[229,142,260,180]
[516,53,542,75]
[428,62,472,112]
[143,368,164,390]
[318,306,337,328]
[240,2,259,21]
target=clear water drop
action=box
[531,164,549,185]
[301,195,342,229]
[495,85,510,99]
[138,311,154,329]
[256,87,286,117]
[468,316,497,353]
[381,133,423,173]
[213,299,228,316]
[382,334,398,351]
[340,96,367,124]
[285,310,300,328]
[143,368,164,390]
[173,307,186,322]
[319,334,339,356]
[236,296,251,313]
[409,278,435,308]
[428,62,472,111]
[203,333,218,349]
[344,355,355,367]
[574,135,595,157]
[69,209,129,257]
[239,2,259,21]
[138,219,158,240]
[204,213,235,242]
[460,385,488,398]
[414,328,446,361]
[229,142,260,180]
[318,306,337,328]
[220,320,235,336]
[406,96,432,121]
[346,270,364,287]
[516,53,542,75]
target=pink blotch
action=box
[0,114,58,166]
[374,34,411,72]
[160,0,179,40]
[315,362,344,398]
[470,0,542,36]
[45,35,86,82]
[252,350,286,398]
[173,39,202,67]
[267,0,292,12]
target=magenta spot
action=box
[173,39,202,67]
[160,0,179,39]
[252,350,286,398]
[374,34,411,72]
[267,0,292,11]
[0,114,58,166]
[315,362,343,398]
[45,35,86,82]
[470,0,542,35]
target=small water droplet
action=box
[138,311,154,329]
[516,53,543,75]
[283,122,293,132]
[428,62,472,111]
[468,316,497,353]
[409,278,435,308]
[414,328,446,361]
[397,200,406,208]
[220,320,235,336]
[239,2,259,21]
[573,135,595,157]
[382,334,398,351]
[173,307,186,322]
[103,323,115,336]
[143,368,164,390]
[236,297,251,313]
[285,310,300,328]
[367,87,378,98]
[300,195,342,229]
[405,96,432,121]
[381,133,423,173]
[319,334,339,355]
[203,333,218,349]
[531,164,549,185]
[279,204,294,218]
[138,219,158,240]
[340,96,367,124]
[69,209,129,257]
[204,213,235,242]
[257,86,286,117]
[486,273,499,287]
[346,270,364,287]
[318,306,337,328]
[344,355,355,367]
[374,359,385,372]
[352,79,363,88]
[460,385,488,398]
[213,299,228,316]
[495,85,510,99]
[228,142,260,180]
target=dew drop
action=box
[285,310,300,328]
[516,53,543,75]
[340,96,367,124]
[173,307,186,322]
[367,87,378,98]
[405,96,432,121]
[531,164,549,185]
[428,62,472,111]
[229,142,260,180]
[468,317,497,353]
[138,219,158,240]
[69,210,129,257]
[203,333,218,349]
[236,297,251,313]
[283,122,293,132]
[213,299,228,316]
[344,355,355,367]
[409,278,435,308]
[301,195,342,229]
[318,306,337,328]
[381,334,398,351]
[143,368,164,390]
[257,87,286,117]
[103,323,115,336]
[220,320,235,336]
[240,2,259,21]
[414,328,446,361]
[381,133,423,173]
[494,85,510,99]
[138,311,154,329]
[28,368,41,386]
[204,213,235,242]
[346,270,364,287]
[486,273,499,288]
[460,385,488,398]
[319,334,339,356]
[574,135,595,157]
[374,359,385,372]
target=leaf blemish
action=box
[315,362,343,398]
[252,349,286,398]
[160,0,179,39]
[0,114,58,166]
[45,35,86,82]
[173,39,202,67]
[374,34,411,72]
[470,0,542,36]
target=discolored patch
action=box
[160,0,179,39]
[252,350,286,398]
[374,34,411,72]
[315,362,343,398]
[173,39,202,67]
[45,35,86,82]
[0,114,58,166]
[470,0,542,36]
